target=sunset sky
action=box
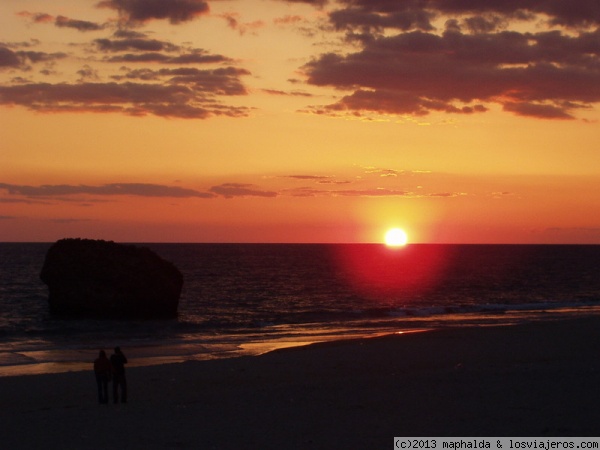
[1,0,599,243]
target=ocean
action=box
[1,243,600,376]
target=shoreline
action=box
[0,325,430,378]
[1,315,600,448]
[2,305,600,378]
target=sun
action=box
[384,228,408,247]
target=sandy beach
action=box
[1,316,600,449]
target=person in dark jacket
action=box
[93,350,112,404]
[110,346,128,403]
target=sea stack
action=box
[40,238,183,318]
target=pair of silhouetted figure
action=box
[93,347,128,404]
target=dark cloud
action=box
[0,46,21,68]
[18,51,68,64]
[0,182,286,200]
[0,178,469,202]
[55,15,106,31]
[502,102,576,120]
[97,0,210,25]
[94,35,230,64]
[5,6,251,120]
[219,13,266,36]
[0,57,251,119]
[463,15,507,34]
[262,88,313,97]
[95,37,180,52]
[77,65,100,81]
[0,182,215,198]
[0,45,68,70]
[18,11,105,31]
[276,0,328,6]
[114,67,249,95]
[17,11,54,23]
[329,0,600,31]
[112,29,148,39]
[0,82,185,105]
[303,25,600,119]
[106,50,230,65]
[329,5,434,32]
[209,184,278,199]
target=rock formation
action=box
[40,239,183,318]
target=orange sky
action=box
[1,0,599,243]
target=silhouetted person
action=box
[110,346,128,403]
[93,350,112,404]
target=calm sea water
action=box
[1,243,600,376]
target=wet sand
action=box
[1,316,600,449]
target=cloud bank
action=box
[0,170,472,202]
[302,0,600,119]
[2,0,600,120]
[0,182,276,200]
[97,0,210,25]
[2,3,251,120]
[0,183,215,198]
